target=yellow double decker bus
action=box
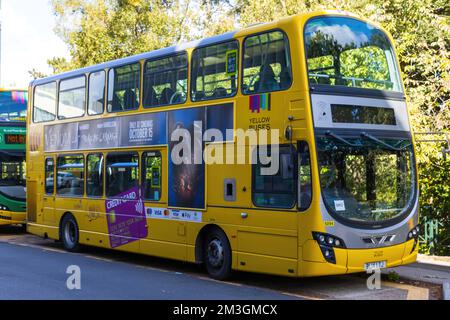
[27,10,419,280]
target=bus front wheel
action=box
[60,214,80,252]
[204,229,232,280]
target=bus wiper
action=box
[326,131,360,147]
[360,132,403,151]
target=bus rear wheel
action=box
[60,214,80,252]
[204,229,232,280]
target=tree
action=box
[48,0,236,73]
[50,0,192,73]
[28,69,47,80]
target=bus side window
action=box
[108,63,141,113]
[143,53,188,108]
[45,158,55,195]
[56,155,85,197]
[242,31,292,95]
[252,146,296,209]
[88,71,106,115]
[34,82,57,123]
[142,152,162,201]
[298,141,312,211]
[58,76,86,119]
[87,154,104,197]
[106,153,139,198]
[191,40,239,102]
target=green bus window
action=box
[33,82,57,123]
[108,63,141,112]
[0,91,28,122]
[87,154,104,197]
[88,71,106,115]
[143,54,188,108]
[56,155,85,197]
[142,152,162,201]
[298,141,312,211]
[58,76,86,119]
[45,158,55,195]
[106,153,139,198]
[243,31,292,94]
[252,146,296,209]
[191,41,239,101]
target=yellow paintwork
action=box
[26,10,418,278]
[0,210,26,226]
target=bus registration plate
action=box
[364,261,387,271]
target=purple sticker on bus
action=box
[105,186,148,248]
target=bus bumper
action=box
[0,210,26,226]
[300,239,418,277]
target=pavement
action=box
[0,226,448,300]
[382,254,450,300]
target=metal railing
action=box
[414,132,450,159]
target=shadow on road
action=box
[0,229,439,300]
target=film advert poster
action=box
[168,108,206,209]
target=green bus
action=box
[0,89,27,226]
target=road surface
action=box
[0,241,299,300]
[0,226,444,300]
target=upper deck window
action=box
[143,53,188,108]
[108,63,141,112]
[58,76,86,119]
[305,17,402,92]
[34,82,57,123]
[243,31,292,94]
[88,71,106,115]
[191,41,239,102]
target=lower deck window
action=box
[252,146,296,208]
[45,158,54,194]
[57,155,85,196]
[87,154,104,197]
[142,152,162,201]
[106,153,139,198]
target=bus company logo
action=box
[374,250,384,258]
[250,93,271,113]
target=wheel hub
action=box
[64,221,76,246]
[207,239,224,268]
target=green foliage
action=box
[417,155,450,255]
[387,270,400,282]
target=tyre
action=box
[60,214,80,252]
[204,228,232,280]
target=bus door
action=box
[104,152,141,252]
[139,149,187,261]
[43,157,56,224]
[84,153,108,247]
[236,145,299,276]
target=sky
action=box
[1,0,69,88]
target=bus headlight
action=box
[0,205,9,211]
[407,225,420,253]
[407,226,420,240]
[312,232,346,264]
